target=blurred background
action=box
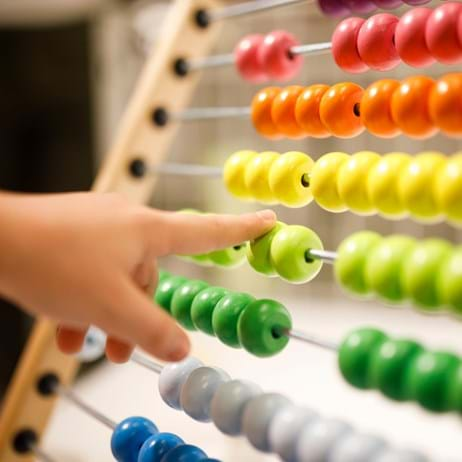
[0,0,462,460]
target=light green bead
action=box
[190,287,228,335]
[437,247,462,315]
[208,245,246,268]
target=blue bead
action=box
[160,444,207,462]
[138,433,184,462]
[111,417,158,462]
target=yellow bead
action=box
[311,152,349,213]
[367,152,410,219]
[268,151,314,207]
[223,150,258,200]
[244,151,279,204]
[434,153,462,225]
[398,152,446,222]
[337,151,381,215]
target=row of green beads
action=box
[155,270,292,357]
[179,244,247,268]
[339,327,462,413]
[335,231,462,314]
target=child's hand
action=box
[0,192,276,363]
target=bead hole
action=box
[304,250,314,264]
[353,103,361,117]
[301,173,310,188]
[271,327,282,339]
[233,244,243,251]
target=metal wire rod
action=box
[286,328,339,351]
[149,163,223,178]
[172,106,251,121]
[131,351,163,373]
[290,41,332,57]
[307,248,338,264]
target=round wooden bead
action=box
[111,417,158,462]
[268,404,318,461]
[138,433,184,462]
[223,150,258,200]
[76,326,106,363]
[155,276,188,312]
[331,17,369,73]
[317,0,351,17]
[394,8,435,68]
[437,247,462,315]
[357,14,400,71]
[361,79,401,138]
[271,86,306,138]
[210,379,262,435]
[429,73,462,136]
[158,357,203,410]
[208,245,246,268]
[237,299,292,357]
[180,366,230,422]
[329,433,387,462]
[270,225,324,283]
[434,153,462,223]
[375,449,429,462]
[234,34,267,83]
[160,444,207,462]
[190,286,228,335]
[251,87,283,139]
[212,292,255,347]
[341,0,376,14]
[319,83,365,138]
[242,393,292,452]
[244,151,279,203]
[425,2,462,65]
[390,76,437,138]
[170,280,209,330]
[258,30,303,81]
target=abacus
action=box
[1,0,461,461]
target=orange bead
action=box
[361,79,400,138]
[319,82,365,138]
[251,87,283,139]
[429,73,462,137]
[294,84,330,138]
[390,76,437,139]
[270,85,306,139]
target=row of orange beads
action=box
[251,73,462,140]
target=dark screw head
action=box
[129,158,147,178]
[36,372,59,396]
[151,107,169,127]
[195,9,210,28]
[13,429,37,454]
[173,58,189,77]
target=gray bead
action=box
[180,366,231,422]
[158,357,203,410]
[75,326,106,363]
[242,393,292,453]
[296,418,353,462]
[210,379,262,436]
[330,433,387,462]
[374,449,428,462]
[268,404,318,462]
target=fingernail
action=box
[167,336,190,361]
[256,209,276,223]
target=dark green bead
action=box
[190,286,228,335]
[237,299,291,357]
[404,351,461,413]
[212,292,255,348]
[338,328,387,390]
[154,276,188,312]
[369,339,423,401]
[170,280,209,330]
[447,362,462,413]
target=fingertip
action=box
[56,326,87,354]
[164,330,191,362]
[256,209,277,225]
[105,337,134,363]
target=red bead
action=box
[258,30,303,82]
[234,34,267,83]
[357,14,400,71]
[332,17,369,73]
[425,2,462,65]
[394,8,435,68]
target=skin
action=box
[0,191,276,363]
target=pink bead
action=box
[425,2,462,65]
[356,14,400,71]
[234,34,268,83]
[258,30,303,82]
[459,10,462,47]
[331,17,369,73]
[394,7,435,68]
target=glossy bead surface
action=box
[394,8,435,68]
[111,417,158,462]
[160,445,207,462]
[258,30,303,81]
[234,34,267,83]
[390,76,436,138]
[212,292,255,347]
[268,151,314,207]
[332,17,368,73]
[210,380,262,435]
[237,299,292,357]
[251,87,282,139]
[437,247,462,315]
[190,287,228,335]
[180,367,230,422]
[76,326,106,363]
[295,85,330,137]
[170,280,208,330]
[357,14,400,71]
[244,151,279,203]
[155,276,188,312]
[271,86,306,138]
[319,83,364,138]
[425,3,462,65]
[242,393,292,452]
[158,357,203,410]
[361,79,400,138]
[208,245,246,268]
[270,225,324,283]
[138,433,184,462]
[329,433,387,462]
[434,153,462,223]
[224,150,258,200]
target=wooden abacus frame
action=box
[0,1,223,459]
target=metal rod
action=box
[31,444,57,462]
[131,351,163,374]
[172,106,251,121]
[209,0,310,21]
[307,249,338,264]
[149,163,223,178]
[286,328,339,351]
[290,41,332,57]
